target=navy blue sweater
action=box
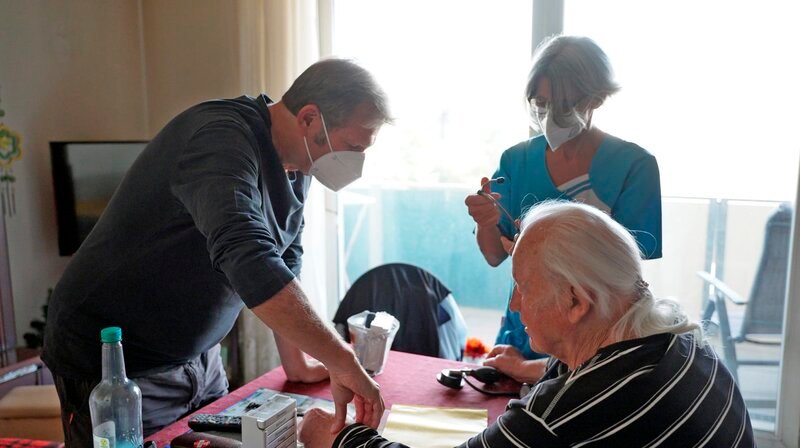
[43,94,310,379]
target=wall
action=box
[0,0,247,344]
[141,0,242,133]
[0,0,148,343]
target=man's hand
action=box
[465,177,502,228]
[483,345,547,384]
[251,281,384,433]
[328,357,384,433]
[299,408,342,448]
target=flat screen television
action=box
[50,141,148,256]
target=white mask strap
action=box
[319,113,335,154]
[303,136,314,165]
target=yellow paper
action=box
[381,404,488,448]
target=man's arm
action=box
[300,398,565,448]
[282,215,305,277]
[251,279,384,432]
[273,333,329,383]
[272,215,329,382]
[300,409,407,448]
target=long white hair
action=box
[519,201,703,343]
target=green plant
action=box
[23,288,52,349]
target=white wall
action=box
[0,0,249,343]
[0,0,148,342]
[141,0,242,133]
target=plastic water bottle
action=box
[89,327,144,448]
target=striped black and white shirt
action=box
[333,333,754,447]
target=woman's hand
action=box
[483,345,547,384]
[465,177,502,228]
[299,408,341,448]
[466,177,510,265]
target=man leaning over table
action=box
[42,58,391,447]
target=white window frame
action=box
[771,164,800,448]
[318,0,342,320]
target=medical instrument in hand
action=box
[477,177,519,230]
[436,366,519,397]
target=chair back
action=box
[333,263,459,359]
[742,203,792,336]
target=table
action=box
[148,351,513,446]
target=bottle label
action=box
[93,421,115,448]
[93,436,112,448]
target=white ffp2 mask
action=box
[533,106,588,151]
[304,113,365,192]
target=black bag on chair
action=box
[333,263,465,359]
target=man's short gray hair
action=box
[519,201,703,344]
[526,35,620,128]
[283,58,392,129]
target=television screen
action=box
[50,141,148,256]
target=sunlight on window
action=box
[333,0,533,185]
[564,0,800,201]
[332,1,533,312]
[563,1,800,430]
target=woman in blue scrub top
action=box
[465,35,663,383]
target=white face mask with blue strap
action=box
[303,112,365,192]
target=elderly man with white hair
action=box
[299,201,754,448]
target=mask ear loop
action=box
[571,95,599,128]
[303,136,314,165]
[304,111,333,167]
[527,98,547,133]
[319,112,335,155]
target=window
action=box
[333,0,532,314]
[333,1,800,444]
[563,0,800,440]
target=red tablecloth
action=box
[147,351,513,446]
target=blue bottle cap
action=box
[100,327,122,343]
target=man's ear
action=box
[295,104,320,129]
[566,286,593,325]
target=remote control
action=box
[187,413,242,432]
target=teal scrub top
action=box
[492,134,662,358]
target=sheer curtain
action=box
[235,0,335,383]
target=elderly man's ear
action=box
[566,286,593,325]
